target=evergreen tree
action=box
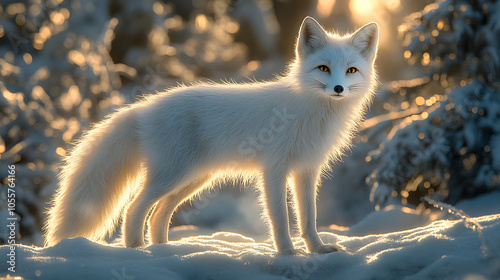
[369,0,500,208]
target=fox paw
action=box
[311,244,340,254]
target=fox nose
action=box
[334,85,344,94]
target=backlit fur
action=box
[45,17,379,254]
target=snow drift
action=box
[2,199,499,280]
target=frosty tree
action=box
[0,0,258,245]
[369,0,500,208]
[0,0,126,244]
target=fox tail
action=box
[44,107,143,246]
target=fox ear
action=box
[297,17,328,57]
[350,22,379,62]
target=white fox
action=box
[45,17,378,254]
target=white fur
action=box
[44,17,378,254]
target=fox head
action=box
[293,17,378,100]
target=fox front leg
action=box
[262,166,299,254]
[294,169,339,254]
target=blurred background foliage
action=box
[0,0,498,246]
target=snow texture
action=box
[2,192,500,280]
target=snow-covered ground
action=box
[2,192,500,280]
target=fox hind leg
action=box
[149,176,211,244]
[123,169,189,248]
[123,183,162,247]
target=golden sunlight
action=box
[68,50,85,67]
[349,0,400,45]
[349,0,379,20]
[56,147,66,156]
[316,0,336,18]
[195,14,208,33]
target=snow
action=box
[2,192,499,280]
[343,205,432,236]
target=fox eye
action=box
[347,67,358,74]
[318,65,329,72]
